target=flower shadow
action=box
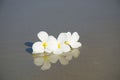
[25,48,33,54]
[24,42,33,54]
[24,42,33,47]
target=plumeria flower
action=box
[33,53,58,70]
[65,32,82,48]
[32,31,52,54]
[27,31,82,70]
[48,33,71,54]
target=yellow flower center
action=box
[42,42,48,48]
[58,43,61,49]
[64,41,70,45]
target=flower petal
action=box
[47,36,57,51]
[41,61,51,70]
[49,54,59,63]
[33,57,44,66]
[32,41,44,53]
[53,49,63,54]
[45,48,52,53]
[61,44,71,52]
[37,31,48,41]
[66,32,72,41]
[70,42,82,48]
[57,32,66,43]
[72,32,80,42]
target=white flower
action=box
[32,31,52,54]
[48,33,70,54]
[33,53,58,70]
[28,31,82,70]
[65,32,82,48]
